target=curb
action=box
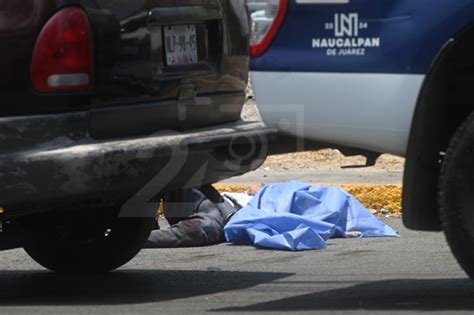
[214,183,402,213]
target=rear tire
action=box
[23,209,155,273]
[439,112,474,279]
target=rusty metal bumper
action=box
[0,111,274,218]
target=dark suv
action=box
[0,0,273,272]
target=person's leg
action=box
[145,186,238,248]
[163,188,206,225]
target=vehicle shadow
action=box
[214,278,474,312]
[0,269,292,306]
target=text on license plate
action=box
[164,25,198,66]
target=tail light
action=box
[246,0,288,58]
[31,7,93,93]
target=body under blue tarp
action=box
[224,181,399,251]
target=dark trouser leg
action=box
[145,186,237,248]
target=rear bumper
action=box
[0,112,274,217]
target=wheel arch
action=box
[403,24,474,231]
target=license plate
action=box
[164,25,198,66]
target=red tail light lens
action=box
[31,7,93,93]
[246,0,289,58]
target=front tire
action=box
[23,209,155,273]
[439,112,474,279]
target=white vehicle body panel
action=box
[252,71,425,156]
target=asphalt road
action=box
[0,219,473,314]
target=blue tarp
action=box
[224,181,399,251]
